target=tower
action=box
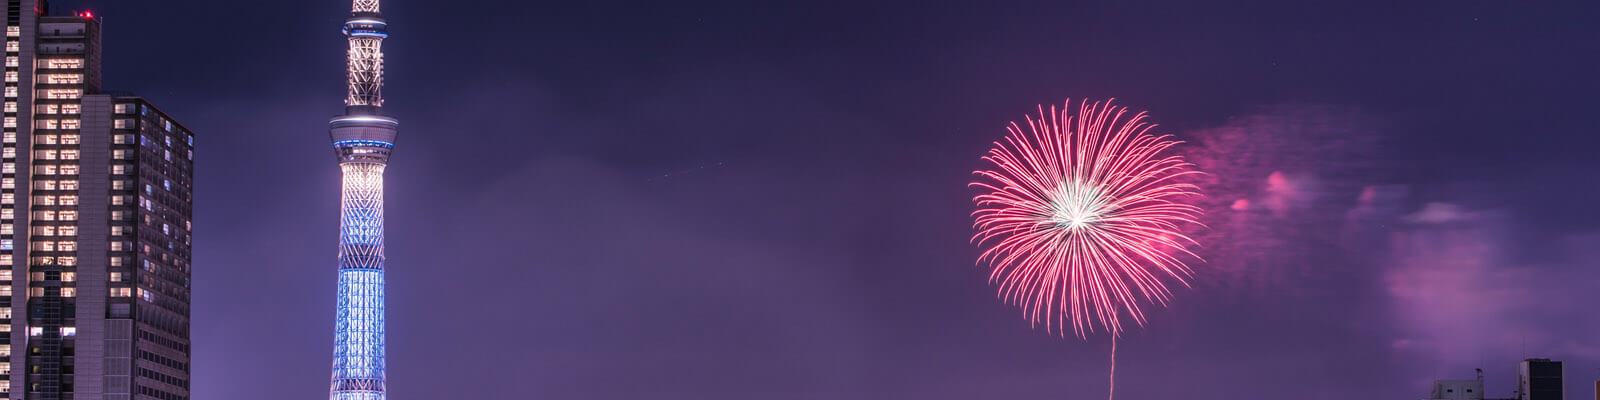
[327,0,395,399]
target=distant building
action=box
[1432,378,1487,400]
[1519,358,1563,400]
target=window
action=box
[115,103,131,114]
[40,58,82,69]
[114,119,132,129]
[59,195,77,205]
[61,272,75,282]
[59,119,79,129]
[57,241,75,252]
[109,288,131,297]
[60,289,75,299]
[59,165,78,175]
[2,117,12,128]
[37,119,56,129]
[60,149,78,159]
[61,326,74,335]
[60,180,79,191]
[109,272,121,282]
[40,88,81,99]
[61,104,79,114]
[41,74,81,84]
[59,210,77,220]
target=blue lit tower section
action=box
[327,0,395,399]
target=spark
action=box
[970,99,1204,340]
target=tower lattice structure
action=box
[328,0,397,398]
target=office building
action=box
[3,2,195,399]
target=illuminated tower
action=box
[327,0,395,399]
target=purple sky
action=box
[52,0,1600,398]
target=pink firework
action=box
[971,99,1203,339]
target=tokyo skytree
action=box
[327,0,396,398]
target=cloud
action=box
[1403,202,1479,225]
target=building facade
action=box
[1,2,194,400]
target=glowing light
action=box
[970,99,1204,339]
[330,116,398,125]
[333,140,394,148]
[331,163,386,399]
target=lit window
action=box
[37,119,57,129]
[5,57,16,67]
[61,104,79,114]
[59,165,78,175]
[57,241,75,251]
[110,257,122,266]
[57,257,74,266]
[109,288,131,297]
[114,119,132,129]
[59,195,77,205]
[60,149,78,159]
[60,289,75,299]
[40,88,81,99]
[59,134,78,145]
[0,270,9,280]
[42,74,80,84]
[59,210,77,220]
[61,272,75,282]
[60,180,79,191]
[109,272,121,282]
[59,119,79,129]
[27,327,39,336]
[41,58,81,69]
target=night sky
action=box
[49,0,1600,398]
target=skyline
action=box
[36,0,1600,398]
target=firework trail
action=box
[970,99,1203,399]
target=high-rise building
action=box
[326,0,395,399]
[1519,358,1564,400]
[1,2,196,400]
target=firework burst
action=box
[971,99,1204,340]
